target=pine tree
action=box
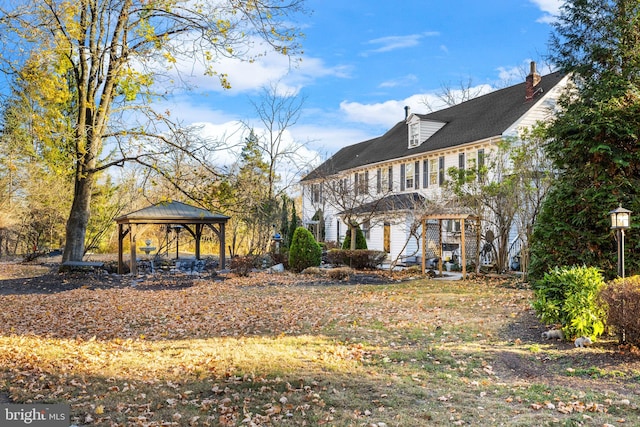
[529,0,640,280]
[288,203,299,248]
[280,195,290,248]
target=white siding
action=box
[420,120,447,145]
[504,75,570,138]
[367,224,385,253]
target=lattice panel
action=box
[423,221,441,259]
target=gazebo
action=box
[115,201,230,274]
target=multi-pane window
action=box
[477,149,486,182]
[362,219,370,239]
[446,220,461,232]
[405,162,414,189]
[429,158,438,186]
[388,166,393,192]
[311,183,322,203]
[354,171,368,195]
[409,122,420,147]
[377,167,390,194]
[459,153,466,170]
[438,156,445,185]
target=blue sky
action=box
[165,0,563,164]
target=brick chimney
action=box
[525,61,542,101]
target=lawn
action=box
[0,265,639,426]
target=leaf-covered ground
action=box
[0,261,639,426]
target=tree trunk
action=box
[350,225,357,250]
[62,173,94,262]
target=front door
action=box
[383,223,390,253]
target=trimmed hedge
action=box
[326,249,386,269]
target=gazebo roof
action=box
[116,201,230,224]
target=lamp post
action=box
[609,204,632,277]
[171,225,184,259]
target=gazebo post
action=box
[220,222,226,269]
[461,218,467,279]
[438,219,443,275]
[421,218,426,275]
[129,224,137,275]
[118,224,125,274]
[195,224,203,260]
[476,219,481,274]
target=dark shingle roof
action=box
[116,201,230,224]
[339,193,427,215]
[303,71,566,181]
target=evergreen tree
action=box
[288,203,299,248]
[342,223,367,250]
[280,195,290,248]
[529,0,640,280]
[288,226,321,272]
[235,129,277,254]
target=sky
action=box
[163,0,564,167]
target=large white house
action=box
[300,63,569,268]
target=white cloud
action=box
[378,74,418,89]
[190,120,246,167]
[155,37,351,96]
[362,32,439,55]
[290,124,378,155]
[529,0,563,23]
[339,84,495,129]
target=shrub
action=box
[288,227,322,273]
[599,276,640,345]
[531,265,606,340]
[342,225,368,249]
[325,249,345,266]
[270,251,289,269]
[327,267,353,280]
[301,266,322,275]
[327,249,386,269]
[230,255,258,276]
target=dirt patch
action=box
[0,263,128,295]
[495,307,640,397]
[0,262,416,295]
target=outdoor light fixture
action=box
[609,204,632,277]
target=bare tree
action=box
[421,78,488,112]
[248,81,317,198]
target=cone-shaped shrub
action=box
[288,227,322,273]
[342,224,367,249]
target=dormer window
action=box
[406,113,447,149]
[409,121,420,147]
